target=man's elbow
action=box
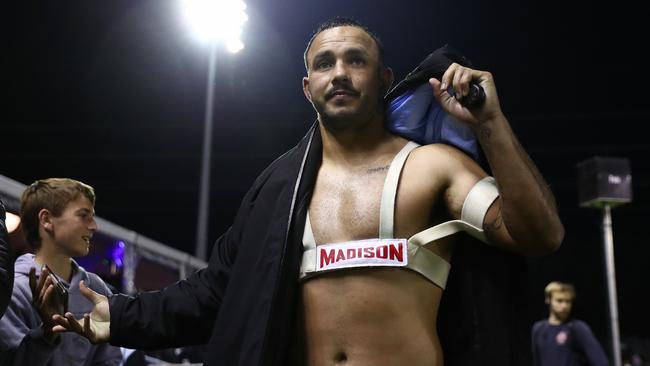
[528,222,565,256]
[542,226,564,254]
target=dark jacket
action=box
[0,200,13,317]
[109,123,529,366]
[110,123,321,365]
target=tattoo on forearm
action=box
[485,206,504,232]
[513,138,558,209]
[366,165,390,174]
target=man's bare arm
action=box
[474,114,563,254]
[431,64,564,255]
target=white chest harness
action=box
[299,141,499,289]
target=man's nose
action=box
[332,61,350,83]
[89,218,98,232]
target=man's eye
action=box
[351,58,365,65]
[316,61,332,69]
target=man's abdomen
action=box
[299,267,444,366]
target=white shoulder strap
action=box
[300,212,318,277]
[303,211,316,250]
[408,176,499,245]
[379,141,420,238]
[461,176,499,229]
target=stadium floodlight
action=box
[180,0,248,53]
[180,0,248,260]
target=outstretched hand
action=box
[52,280,111,344]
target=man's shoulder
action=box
[12,253,35,280]
[74,266,113,295]
[532,319,549,333]
[9,270,32,300]
[409,143,480,173]
[568,319,592,333]
[404,142,485,200]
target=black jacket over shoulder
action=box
[109,123,529,366]
[110,123,321,365]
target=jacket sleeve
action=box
[572,320,609,366]
[108,177,259,349]
[0,281,61,366]
[1,201,14,317]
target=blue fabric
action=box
[386,83,480,161]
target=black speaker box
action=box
[576,156,632,208]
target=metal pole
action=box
[122,241,138,294]
[196,42,217,261]
[602,204,621,366]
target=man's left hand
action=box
[429,63,503,126]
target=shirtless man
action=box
[296,18,562,365]
[51,18,563,366]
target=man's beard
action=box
[316,94,384,131]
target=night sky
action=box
[2,0,649,355]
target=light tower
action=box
[180,0,248,260]
[576,156,632,366]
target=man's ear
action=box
[302,76,312,102]
[38,209,53,232]
[381,67,394,95]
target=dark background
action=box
[2,0,649,360]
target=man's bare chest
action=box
[308,167,386,243]
[308,162,443,244]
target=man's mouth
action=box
[326,89,358,100]
[82,236,91,245]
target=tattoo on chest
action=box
[366,165,390,174]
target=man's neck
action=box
[548,313,567,325]
[34,247,73,282]
[318,113,397,167]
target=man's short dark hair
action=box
[303,17,385,72]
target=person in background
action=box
[532,281,609,366]
[0,178,122,366]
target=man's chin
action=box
[73,245,90,258]
[320,108,368,127]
